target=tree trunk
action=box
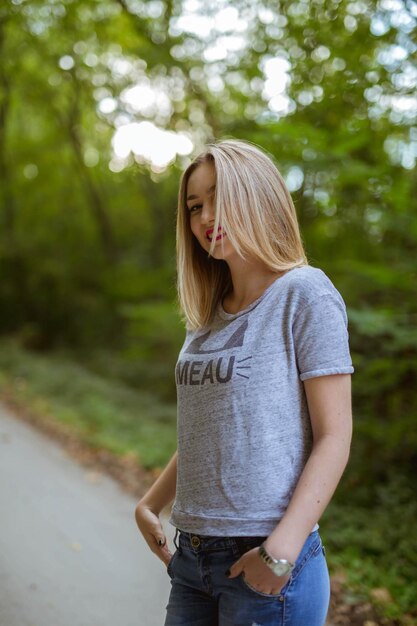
[0,14,15,238]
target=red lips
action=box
[206,226,225,241]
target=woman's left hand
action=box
[227,547,291,595]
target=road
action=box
[0,403,337,626]
[0,403,173,626]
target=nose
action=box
[200,197,215,225]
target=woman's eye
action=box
[189,204,202,213]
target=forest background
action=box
[0,0,416,623]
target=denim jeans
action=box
[164,528,330,626]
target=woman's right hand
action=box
[135,501,173,566]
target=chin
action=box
[211,239,231,254]
[199,237,233,260]
[208,247,229,260]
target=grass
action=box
[320,475,417,623]
[0,337,415,624]
[0,338,177,469]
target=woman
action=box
[135,139,354,626]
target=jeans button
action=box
[191,535,201,548]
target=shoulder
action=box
[281,265,347,314]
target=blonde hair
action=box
[176,139,308,330]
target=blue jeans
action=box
[164,528,330,626]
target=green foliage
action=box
[119,298,185,400]
[0,1,416,620]
[322,474,417,619]
[345,274,417,482]
[0,339,176,468]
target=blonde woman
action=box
[135,139,354,626]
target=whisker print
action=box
[236,355,252,378]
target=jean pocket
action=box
[167,549,178,579]
[238,572,287,599]
[289,534,323,585]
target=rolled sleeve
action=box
[293,293,354,381]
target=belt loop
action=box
[228,537,238,558]
[234,537,245,556]
[173,527,180,551]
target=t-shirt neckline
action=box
[217,267,299,320]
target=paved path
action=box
[0,403,336,626]
[0,403,174,626]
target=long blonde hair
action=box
[176,139,308,330]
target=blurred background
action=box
[0,0,416,623]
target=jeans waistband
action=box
[175,529,268,555]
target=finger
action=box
[226,559,242,578]
[162,552,174,567]
[150,536,169,554]
[149,526,166,548]
[155,536,171,560]
[159,543,173,560]
[149,541,172,564]
[143,532,166,556]
[150,533,172,557]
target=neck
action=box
[224,257,284,309]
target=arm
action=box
[135,450,177,565]
[265,373,352,559]
[228,374,352,593]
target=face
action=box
[186,161,234,260]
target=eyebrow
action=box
[186,184,216,202]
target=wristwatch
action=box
[258,543,295,577]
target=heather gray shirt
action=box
[169,266,354,536]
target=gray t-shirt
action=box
[169,266,354,536]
